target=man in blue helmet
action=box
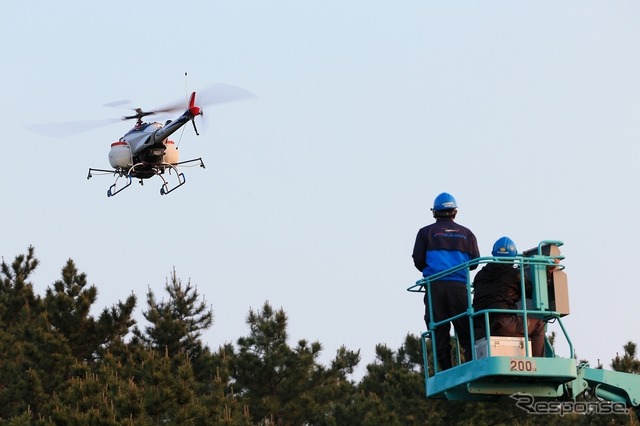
[472,237,545,357]
[412,192,480,370]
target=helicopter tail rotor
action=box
[187,92,202,135]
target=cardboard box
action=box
[549,270,570,316]
[475,336,532,358]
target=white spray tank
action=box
[108,140,132,169]
[163,139,179,164]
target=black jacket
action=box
[472,263,532,313]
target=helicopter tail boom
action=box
[152,92,202,143]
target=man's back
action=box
[412,218,480,280]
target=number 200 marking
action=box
[510,359,537,372]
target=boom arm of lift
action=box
[568,365,640,419]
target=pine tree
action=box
[204,344,254,425]
[229,301,360,426]
[0,246,41,326]
[611,341,640,374]
[354,334,438,425]
[126,269,252,424]
[43,259,137,363]
[133,268,213,361]
[0,248,75,419]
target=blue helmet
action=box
[492,237,518,257]
[431,192,458,212]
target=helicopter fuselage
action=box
[108,101,201,178]
[122,122,165,167]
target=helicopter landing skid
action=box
[87,158,205,197]
[108,175,133,197]
[159,164,186,195]
[86,168,132,197]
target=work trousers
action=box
[424,280,471,370]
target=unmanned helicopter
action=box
[28,83,254,197]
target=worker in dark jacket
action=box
[413,192,480,370]
[472,237,545,357]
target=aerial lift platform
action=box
[407,241,640,418]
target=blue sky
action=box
[2,0,639,377]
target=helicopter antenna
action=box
[177,71,190,148]
[184,72,189,106]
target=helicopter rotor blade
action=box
[196,83,256,106]
[102,99,132,108]
[199,84,255,134]
[153,83,256,114]
[24,118,122,138]
[25,83,255,138]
